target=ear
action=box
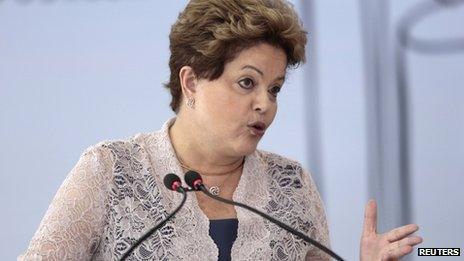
[179,66,198,99]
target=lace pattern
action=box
[19,118,330,260]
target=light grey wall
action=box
[391,1,464,260]
[308,0,464,259]
[0,1,182,259]
[312,1,368,259]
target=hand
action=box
[360,199,423,261]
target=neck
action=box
[169,116,244,176]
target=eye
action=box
[269,86,282,97]
[238,78,255,89]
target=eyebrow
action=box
[241,65,286,82]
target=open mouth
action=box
[248,122,266,136]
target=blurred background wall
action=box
[1,0,463,260]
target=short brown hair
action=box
[165,0,307,112]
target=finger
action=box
[382,245,413,260]
[393,235,423,249]
[386,224,419,242]
[362,199,377,236]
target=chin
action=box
[233,141,259,156]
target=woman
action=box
[20,0,422,260]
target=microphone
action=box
[164,172,183,191]
[119,173,188,261]
[184,170,345,261]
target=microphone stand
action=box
[119,187,188,261]
[198,184,344,261]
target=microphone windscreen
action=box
[164,173,181,191]
[184,170,202,188]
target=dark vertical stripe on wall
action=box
[395,45,413,227]
[360,0,384,212]
[359,0,411,234]
[300,0,324,198]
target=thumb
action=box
[362,199,377,237]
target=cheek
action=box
[201,89,248,121]
[265,102,278,125]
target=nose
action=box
[252,88,272,114]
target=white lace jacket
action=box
[19,118,330,261]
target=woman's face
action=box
[191,43,287,157]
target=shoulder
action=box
[254,150,321,193]
[256,149,304,173]
[255,150,312,189]
[84,132,154,155]
[79,131,157,165]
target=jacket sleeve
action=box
[18,145,111,261]
[300,168,332,261]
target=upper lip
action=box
[247,121,266,131]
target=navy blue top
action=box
[209,219,239,261]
